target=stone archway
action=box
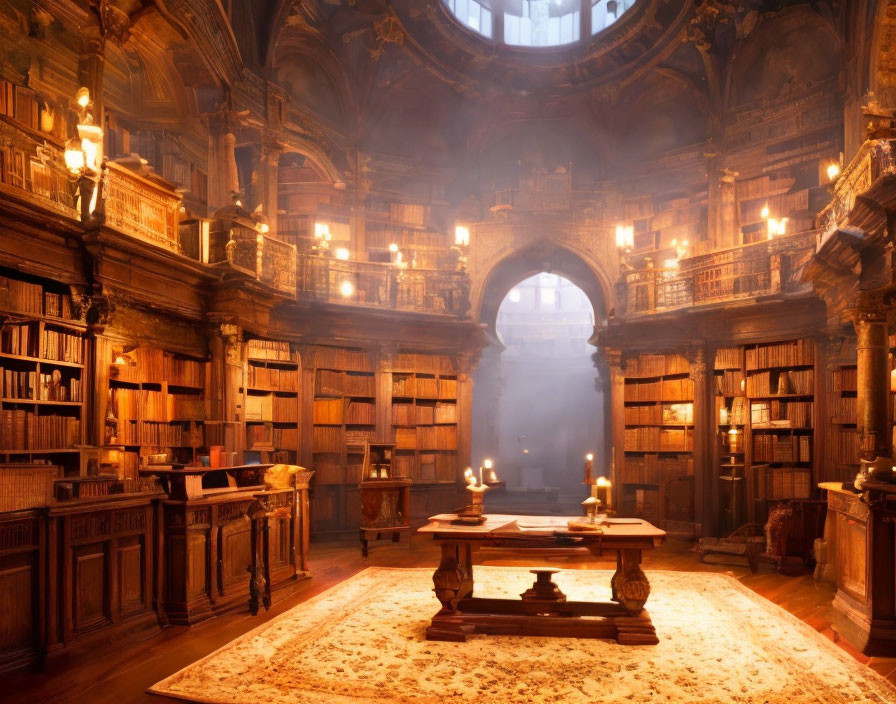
[471,240,613,504]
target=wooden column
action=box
[606,348,625,511]
[690,346,712,537]
[374,346,395,443]
[456,353,478,485]
[220,324,245,459]
[298,344,315,470]
[855,309,890,460]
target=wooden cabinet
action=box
[45,496,156,652]
[0,509,45,673]
[159,487,304,625]
[823,483,896,654]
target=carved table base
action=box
[425,542,657,645]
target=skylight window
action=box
[442,0,635,46]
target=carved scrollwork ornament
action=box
[220,323,243,366]
[689,347,707,381]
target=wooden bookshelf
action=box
[391,353,458,485]
[0,272,86,480]
[619,353,694,530]
[743,338,816,526]
[830,363,859,486]
[243,338,300,465]
[713,347,747,535]
[106,345,208,486]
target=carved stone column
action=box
[259,134,283,233]
[855,307,890,460]
[718,169,739,250]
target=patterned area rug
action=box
[150,567,896,704]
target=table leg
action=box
[611,548,650,615]
[432,541,473,615]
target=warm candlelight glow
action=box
[483,458,493,469]
[585,453,593,461]
[596,476,611,487]
[760,204,770,219]
[76,87,90,108]
[827,163,841,181]
[454,225,470,246]
[615,224,634,251]
[339,280,354,298]
[388,243,399,253]
[314,222,331,240]
[334,247,350,260]
[258,223,269,234]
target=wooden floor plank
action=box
[4,535,895,701]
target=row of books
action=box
[0,275,43,316]
[0,410,80,450]
[1,368,35,400]
[624,378,695,403]
[833,367,858,393]
[245,394,297,423]
[40,373,82,402]
[746,369,814,396]
[313,398,345,425]
[416,425,457,450]
[626,353,690,378]
[392,402,457,426]
[392,353,455,375]
[757,466,812,500]
[346,429,376,446]
[135,422,199,447]
[750,400,813,428]
[835,428,861,465]
[40,329,83,364]
[314,346,372,372]
[717,396,748,425]
[247,424,273,451]
[345,373,376,397]
[745,339,814,370]
[715,347,742,370]
[169,394,206,421]
[346,401,375,425]
[164,355,205,388]
[715,370,744,396]
[247,365,298,391]
[752,434,811,463]
[621,454,693,485]
[247,339,293,361]
[624,427,694,452]
[831,396,857,424]
[312,425,343,453]
[113,348,205,387]
[43,292,73,320]
[624,403,695,426]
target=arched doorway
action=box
[471,241,611,512]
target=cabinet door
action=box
[117,536,146,617]
[72,543,110,635]
[218,517,251,595]
[0,550,40,669]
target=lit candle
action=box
[584,452,594,484]
[596,476,612,511]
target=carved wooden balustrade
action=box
[100,161,182,252]
[297,254,470,316]
[0,119,77,219]
[222,225,298,294]
[622,231,816,317]
[816,138,896,241]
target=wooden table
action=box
[417,514,666,644]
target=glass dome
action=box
[443,0,637,47]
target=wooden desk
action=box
[417,514,666,644]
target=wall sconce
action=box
[257,222,270,234]
[339,280,354,298]
[615,224,634,252]
[827,163,841,182]
[760,204,770,220]
[313,222,331,254]
[455,225,470,247]
[334,247,350,261]
[64,87,103,220]
[767,217,788,239]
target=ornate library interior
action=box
[2,0,896,702]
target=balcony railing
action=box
[621,231,816,317]
[0,119,78,219]
[297,255,470,316]
[220,224,298,295]
[816,138,896,241]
